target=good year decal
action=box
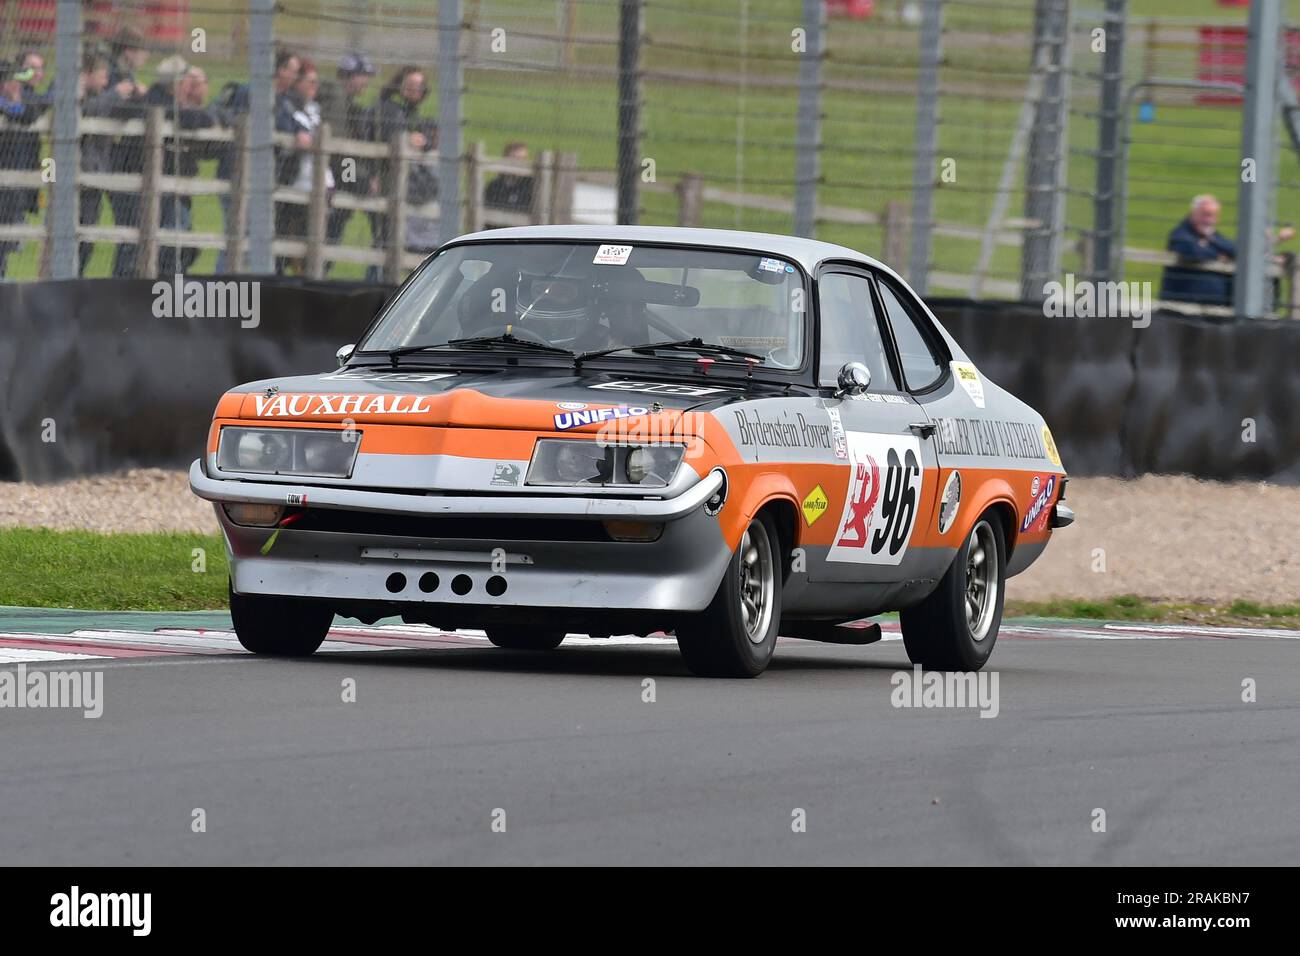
[828,432,924,566]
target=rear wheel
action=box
[901,512,1005,671]
[676,513,782,678]
[229,582,333,657]
[485,629,566,650]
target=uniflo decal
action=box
[1021,475,1057,533]
[554,405,649,430]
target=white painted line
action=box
[0,648,107,664]
[1102,622,1300,639]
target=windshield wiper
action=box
[374,335,573,366]
[444,333,574,356]
[576,337,765,366]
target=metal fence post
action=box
[793,0,825,239]
[247,0,276,274]
[438,0,464,245]
[50,0,81,279]
[908,0,943,293]
[1091,0,1126,285]
[1234,0,1281,319]
[617,0,644,225]
[1020,0,1073,302]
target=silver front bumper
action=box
[190,460,731,613]
[189,459,723,521]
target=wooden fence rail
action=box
[0,109,1295,318]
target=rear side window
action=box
[816,272,896,391]
[877,282,945,391]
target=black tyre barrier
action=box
[0,281,1296,483]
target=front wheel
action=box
[901,512,1006,671]
[229,583,333,657]
[676,513,782,678]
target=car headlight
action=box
[216,426,361,478]
[526,440,685,488]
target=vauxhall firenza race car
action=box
[190,226,1073,677]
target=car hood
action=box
[221,365,772,431]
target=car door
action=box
[807,266,940,589]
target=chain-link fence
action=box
[1,0,1296,317]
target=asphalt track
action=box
[1,609,1297,866]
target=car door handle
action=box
[908,422,936,438]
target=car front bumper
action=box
[189,460,731,614]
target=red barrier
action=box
[1198,25,1300,105]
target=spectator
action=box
[158,65,220,276]
[275,60,334,275]
[366,65,428,279]
[103,33,154,277]
[208,49,298,273]
[1160,194,1296,307]
[405,122,440,254]
[210,74,251,273]
[0,60,41,279]
[18,50,49,115]
[78,53,117,275]
[108,27,149,94]
[485,141,533,215]
[318,52,377,262]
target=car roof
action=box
[451,224,904,280]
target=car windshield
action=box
[356,241,807,369]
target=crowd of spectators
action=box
[0,31,534,279]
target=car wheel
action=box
[228,581,333,657]
[901,511,1005,671]
[485,629,566,650]
[676,513,782,678]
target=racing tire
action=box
[900,511,1006,671]
[229,582,333,657]
[485,629,566,650]
[676,513,782,678]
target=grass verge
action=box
[0,529,228,612]
[4,529,1298,626]
[1006,594,1300,629]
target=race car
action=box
[190,225,1072,677]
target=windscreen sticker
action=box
[828,432,923,566]
[951,362,985,408]
[717,336,787,349]
[593,244,633,265]
[757,257,786,274]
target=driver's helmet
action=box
[512,272,594,347]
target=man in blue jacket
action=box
[1160,194,1294,307]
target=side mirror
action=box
[834,361,871,398]
[336,344,356,367]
